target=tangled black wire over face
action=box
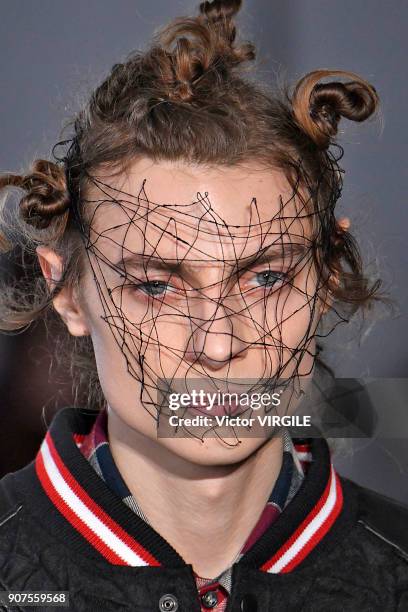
[60,146,349,447]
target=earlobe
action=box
[36,245,91,337]
[53,289,91,337]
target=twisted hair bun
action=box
[149,0,255,103]
[0,159,70,230]
[292,69,379,149]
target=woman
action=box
[0,1,407,610]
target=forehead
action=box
[85,158,312,261]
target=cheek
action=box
[85,303,159,435]
[77,272,138,396]
[264,267,320,367]
[80,274,184,415]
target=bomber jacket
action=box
[0,406,407,611]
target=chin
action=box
[159,435,268,466]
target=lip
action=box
[185,401,242,417]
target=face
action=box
[43,157,325,465]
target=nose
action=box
[184,298,249,371]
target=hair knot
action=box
[19,160,70,229]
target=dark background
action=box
[0,1,407,501]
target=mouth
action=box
[185,400,243,417]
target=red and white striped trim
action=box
[293,441,313,475]
[261,464,343,573]
[35,431,161,567]
[295,451,313,463]
[294,442,313,465]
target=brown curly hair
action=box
[0,0,383,411]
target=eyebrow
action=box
[112,241,309,277]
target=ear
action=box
[319,216,351,315]
[320,282,336,315]
[36,245,91,337]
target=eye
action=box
[135,280,170,297]
[115,270,176,298]
[253,270,289,288]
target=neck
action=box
[107,408,284,579]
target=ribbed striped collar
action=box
[79,406,304,545]
[33,407,344,573]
